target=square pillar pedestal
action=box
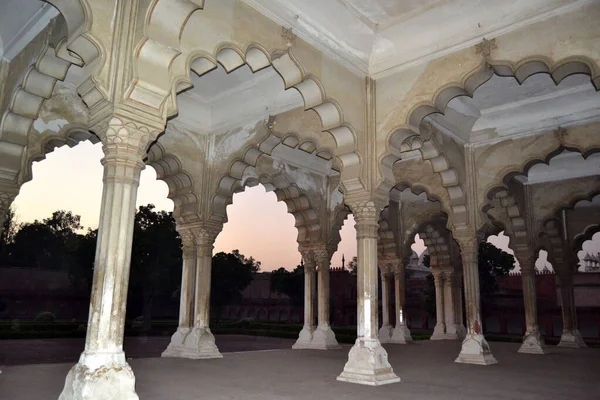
[337,338,401,386]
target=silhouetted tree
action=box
[67,229,97,291]
[129,204,182,332]
[347,256,358,275]
[211,250,260,322]
[270,265,304,306]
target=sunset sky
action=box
[13,140,594,272]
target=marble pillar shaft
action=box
[394,268,405,323]
[356,221,379,340]
[381,272,391,327]
[83,143,145,358]
[558,274,576,331]
[317,255,330,326]
[304,261,316,328]
[194,242,213,328]
[443,270,456,332]
[59,118,153,400]
[178,241,197,329]
[434,272,445,328]
[521,265,539,333]
[337,200,399,385]
[454,235,496,365]
[461,248,482,335]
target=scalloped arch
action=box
[136,0,361,192]
[1,0,100,189]
[382,56,600,232]
[146,142,200,222]
[213,169,322,244]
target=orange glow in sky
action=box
[13,142,356,271]
[14,141,592,272]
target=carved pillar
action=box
[454,234,497,365]
[452,270,466,339]
[390,262,412,343]
[293,248,317,349]
[310,245,340,349]
[516,250,546,354]
[60,116,158,400]
[557,271,586,348]
[430,268,446,340]
[179,223,223,358]
[443,268,459,340]
[162,227,198,357]
[337,200,399,386]
[378,262,393,343]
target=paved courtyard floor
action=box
[1,337,598,399]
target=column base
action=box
[378,325,393,343]
[455,324,467,340]
[337,338,400,386]
[310,324,341,349]
[59,351,138,400]
[518,331,547,354]
[176,327,222,359]
[430,324,446,340]
[557,329,587,348]
[444,325,459,340]
[292,325,315,349]
[389,324,412,344]
[161,327,191,358]
[455,334,498,365]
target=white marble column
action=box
[443,268,459,340]
[60,116,157,400]
[557,271,586,348]
[516,251,546,354]
[179,223,223,358]
[311,246,340,349]
[390,262,412,343]
[293,249,317,349]
[162,228,198,357]
[338,200,399,386]
[430,268,446,340]
[452,271,467,340]
[454,234,497,365]
[378,264,393,343]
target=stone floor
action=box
[1,337,599,399]
[0,335,292,366]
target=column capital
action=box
[93,114,162,159]
[177,228,196,259]
[455,232,482,261]
[348,199,384,224]
[514,247,535,269]
[378,254,399,277]
[442,267,455,279]
[393,262,405,276]
[298,245,317,273]
[312,243,331,262]
[431,267,445,282]
[178,221,222,257]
